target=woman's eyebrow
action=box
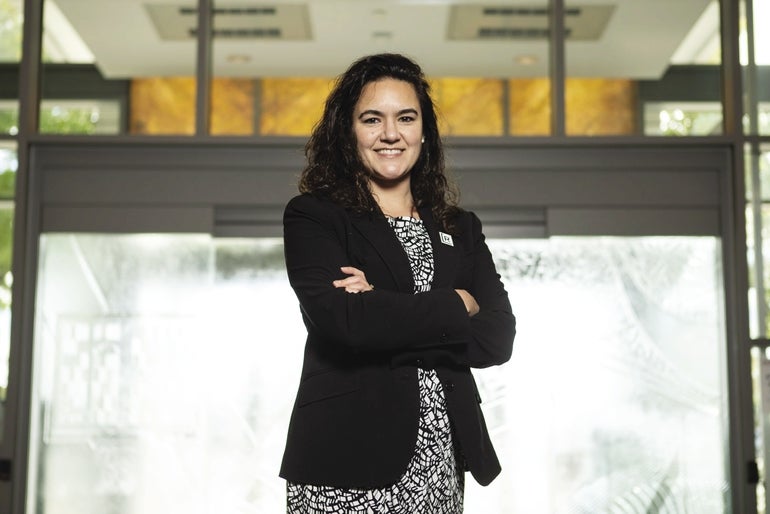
[357,108,419,119]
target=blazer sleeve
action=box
[461,212,516,368]
[283,194,472,354]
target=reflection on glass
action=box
[209,2,267,136]
[0,0,21,137]
[39,99,121,135]
[31,235,304,513]
[0,101,19,136]
[751,346,769,514]
[465,237,729,512]
[746,145,770,338]
[751,0,770,135]
[458,1,550,135]
[30,235,728,513]
[0,0,22,62]
[41,0,196,135]
[567,0,722,136]
[0,141,14,441]
[747,203,760,338]
[743,0,769,66]
[756,203,770,338]
[644,102,723,136]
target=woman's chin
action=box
[368,170,412,187]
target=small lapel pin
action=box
[439,232,454,246]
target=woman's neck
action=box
[371,181,416,218]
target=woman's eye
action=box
[362,117,380,125]
[399,116,415,123]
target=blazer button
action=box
[444,381,455,392]
[415,359,424,368]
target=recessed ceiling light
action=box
[515,54,538,66]
[227,54,252,64]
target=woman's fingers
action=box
[455,289,480,316]
[333,266,374,293]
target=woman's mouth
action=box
[376,148,403,155]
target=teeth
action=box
[377,149,402,154]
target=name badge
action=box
[439,232,454,246]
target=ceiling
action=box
[47,0,717,79]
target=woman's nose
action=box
[381,119,399,142]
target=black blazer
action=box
[279,193,515,489]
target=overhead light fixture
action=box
[226,54,252,64]
[515,54,538,65]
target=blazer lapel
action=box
[418,207,460,289]
[350,212,415,293]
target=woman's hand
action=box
[333,266,375,293]
[455,289,480,317]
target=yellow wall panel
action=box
[509,78,551,136]
[259,78,332,136]
[430,78,503,136]
[129,76,638,138]
[566,79,637,136]
[130,77,195,135]
[211,78,256,136]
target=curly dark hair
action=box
[298,53,460,231]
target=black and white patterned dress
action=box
[286,215,464,514]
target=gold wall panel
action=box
[509,78,551,136]
[131,78,256,135]
[130,77,195,135]
[259,78,332,136]
[130,76,638,138]
[211,78,255,136]
[566,79,637,136]
[430,78,503,136]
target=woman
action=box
[281,53,515,513]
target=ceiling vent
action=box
[448,4,615,41]
[145,3,311,41]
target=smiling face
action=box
[353,78,423,186]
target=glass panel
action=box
[643,101,723,136]
[40,99,121,135]
[565,0,723,136]
[0,0,22,62]
[209,1,263,136]
[0,141,14,441]
[0,101,18,137]
[40,0,197,135]
[207,0,548,137]
[30,234,304,513]
[466,237,729,511]
[30,234,729,513]
[742,0,770,136]
[0,0,22,137]
[746,144,770,338]
[465,1,551,136]
[758,200,770,338]
[751,345,770,514]
[748,203,761,338]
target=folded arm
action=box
[284,195,472,354]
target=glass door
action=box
[27,233,730,513]
[29,234,303,513]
